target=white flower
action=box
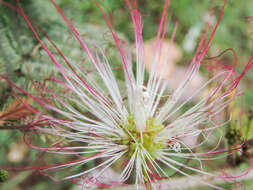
[2,0,252,189]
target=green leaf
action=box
[0,170,8,182]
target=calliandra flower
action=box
[1,0,253,189]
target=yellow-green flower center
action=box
[120,115,165,158]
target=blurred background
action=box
[0,0,253,189]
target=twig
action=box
[0,124,34,131]
[99,168,253,190]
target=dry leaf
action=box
[0,97,34,125]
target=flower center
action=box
[120,115,165,158]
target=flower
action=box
[1,0,253,189]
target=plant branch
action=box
[100,168,253,190]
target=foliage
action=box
[0,0,252,189]
[0,170,8,182]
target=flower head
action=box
[1,0,253,189]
